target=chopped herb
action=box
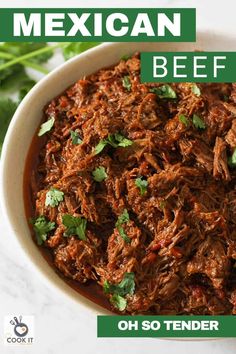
[31,216,55,246]
[135,176,148,196]
[117,209,130,225]
[92,166,108,182]
[104,273,135,296]
[121,54,131,61]
[192,84,201,97]
[192,114,206,129]
[115,209,131,243]
[94,133,133,155]
[179,114,189,127]
[104,272,135,311]
[116,225,131,243]
[113,133,133,147]
[45,188,64,207]
[70,130,82,145]
[38,117,55,136]
[150,84,177,99]
[62,214,87,240]
[111,294,127,311]
[228,149,236,168]
[103,280,110,294]
[94,139,108,154]
[122,76,131,91]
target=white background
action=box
[1,1,236,353]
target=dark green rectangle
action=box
[97,316,236,337]
[0,8,195,42]
[141,52,236,82]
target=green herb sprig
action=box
[115,209,131,243]
[103,272,135,311]
[31,216,55,245]
[62,214,87,240]
[95,133,133,155]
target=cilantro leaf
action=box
[192,84,201,97]
[113,133,133,147]
[62,214,87,240]
[94,139,108,155]
[19,78,36,101]
[31,216,55,246]
[92,166,108,182]
[70,130,83,145]
[45,188,64,207]
[104,273,135,296]
[115,209,131,243]
[135,176,148,196]
[103,273,135,311]
[150,85,177,99]
[111,294,127,311]
[1,42,53,64]
[122,76,131,91]
[116,225,131,243]
[38,117,55,137]
[0,98,17,153]
[62,42,101,60]
[116,209,130,225]
[179,114,189,126]
[192,114,206,129]
[0,60,26,92]
[228,149,236,168]
[94,133,133,155]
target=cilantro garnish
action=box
[150,84,177,99]
[94,133,133,155]
[179,114,189,126]
[192,114,206,129]
[38,117,55,137]
[103,273,135,311]
[45,188,64,207]
[191,84,201,97]
[115,209,131,243]
[92,166,108,182]
[70,130,83,145]
[31,216,55,246]
[135,177,148,196]
[111,294,127,311]
[62,214,87,240]
[122,76,132,91]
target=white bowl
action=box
[1,34,235,318]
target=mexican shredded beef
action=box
[29,53,236,315]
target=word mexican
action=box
[0,8,195,41]
[118,320,219,331]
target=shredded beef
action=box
[28,53,236,315]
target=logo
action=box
[4,315,34,345]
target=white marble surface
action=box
[1,0,236,353]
